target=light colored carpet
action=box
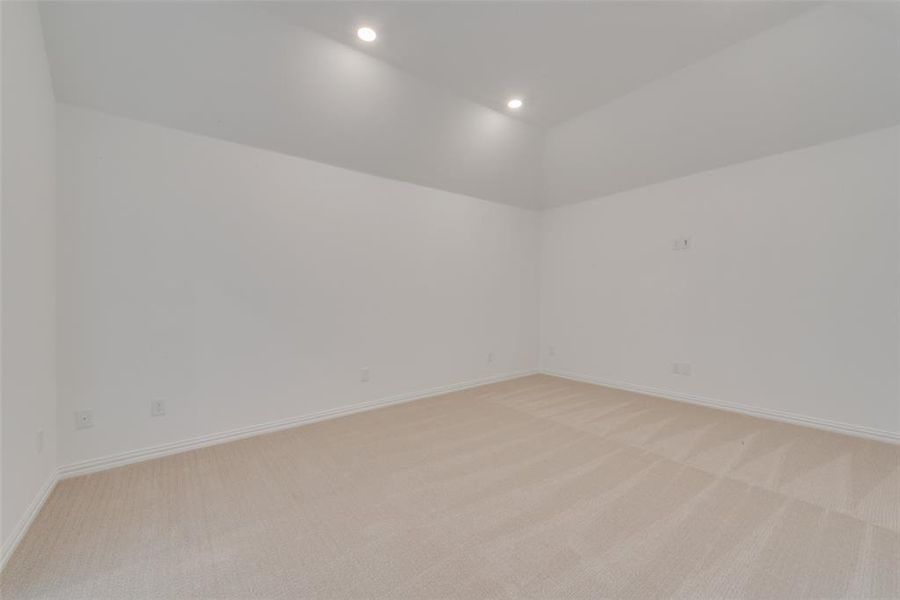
[2,374,898,599]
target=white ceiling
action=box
[39,1,545,207]
[263,1,814,127]
[544,3,900,205]
[38,1,900,208]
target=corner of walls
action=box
[1,0,60,570]
[538,126,900,442]
[0,473,58,571]
[54,105,543,471]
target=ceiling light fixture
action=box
[507,98,523,110]
[357,27,377,42]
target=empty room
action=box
[2,1,899,598]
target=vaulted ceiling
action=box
[264,1,814,127]
[40,1,900,208]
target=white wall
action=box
[8,1,897,498]
[1,1,58,556]
[57,105,539,467]
[541,127,900,436]
[544,4,900,206]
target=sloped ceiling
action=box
[39,1,545,208]
[544,3,900,205]
[263,1,813,127]
[39,1,900,209]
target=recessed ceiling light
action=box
[357,27,377,42]
[507,98,523,110]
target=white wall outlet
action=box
[672,362,692,376]
[549,345,556,357]
[360,367,370,382]
[487,352,494,364]
[672,237,691,250]
[151,399,166,417]
[75,410,94,429]
[36,429,44,453]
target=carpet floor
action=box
[2,374,898,599]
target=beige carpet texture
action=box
[2,374,899,599]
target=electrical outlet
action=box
[549,345,556,357]
[672,237,691,251]
[487,352,494,364]
[672,362,692,376]
[36,430,44,453]
[360,367,370,382]
[151,399,166,417]
[75,410,94,430]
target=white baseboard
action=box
[1,471,58,571]
[541,369,900,445]
[58,370,538,480]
